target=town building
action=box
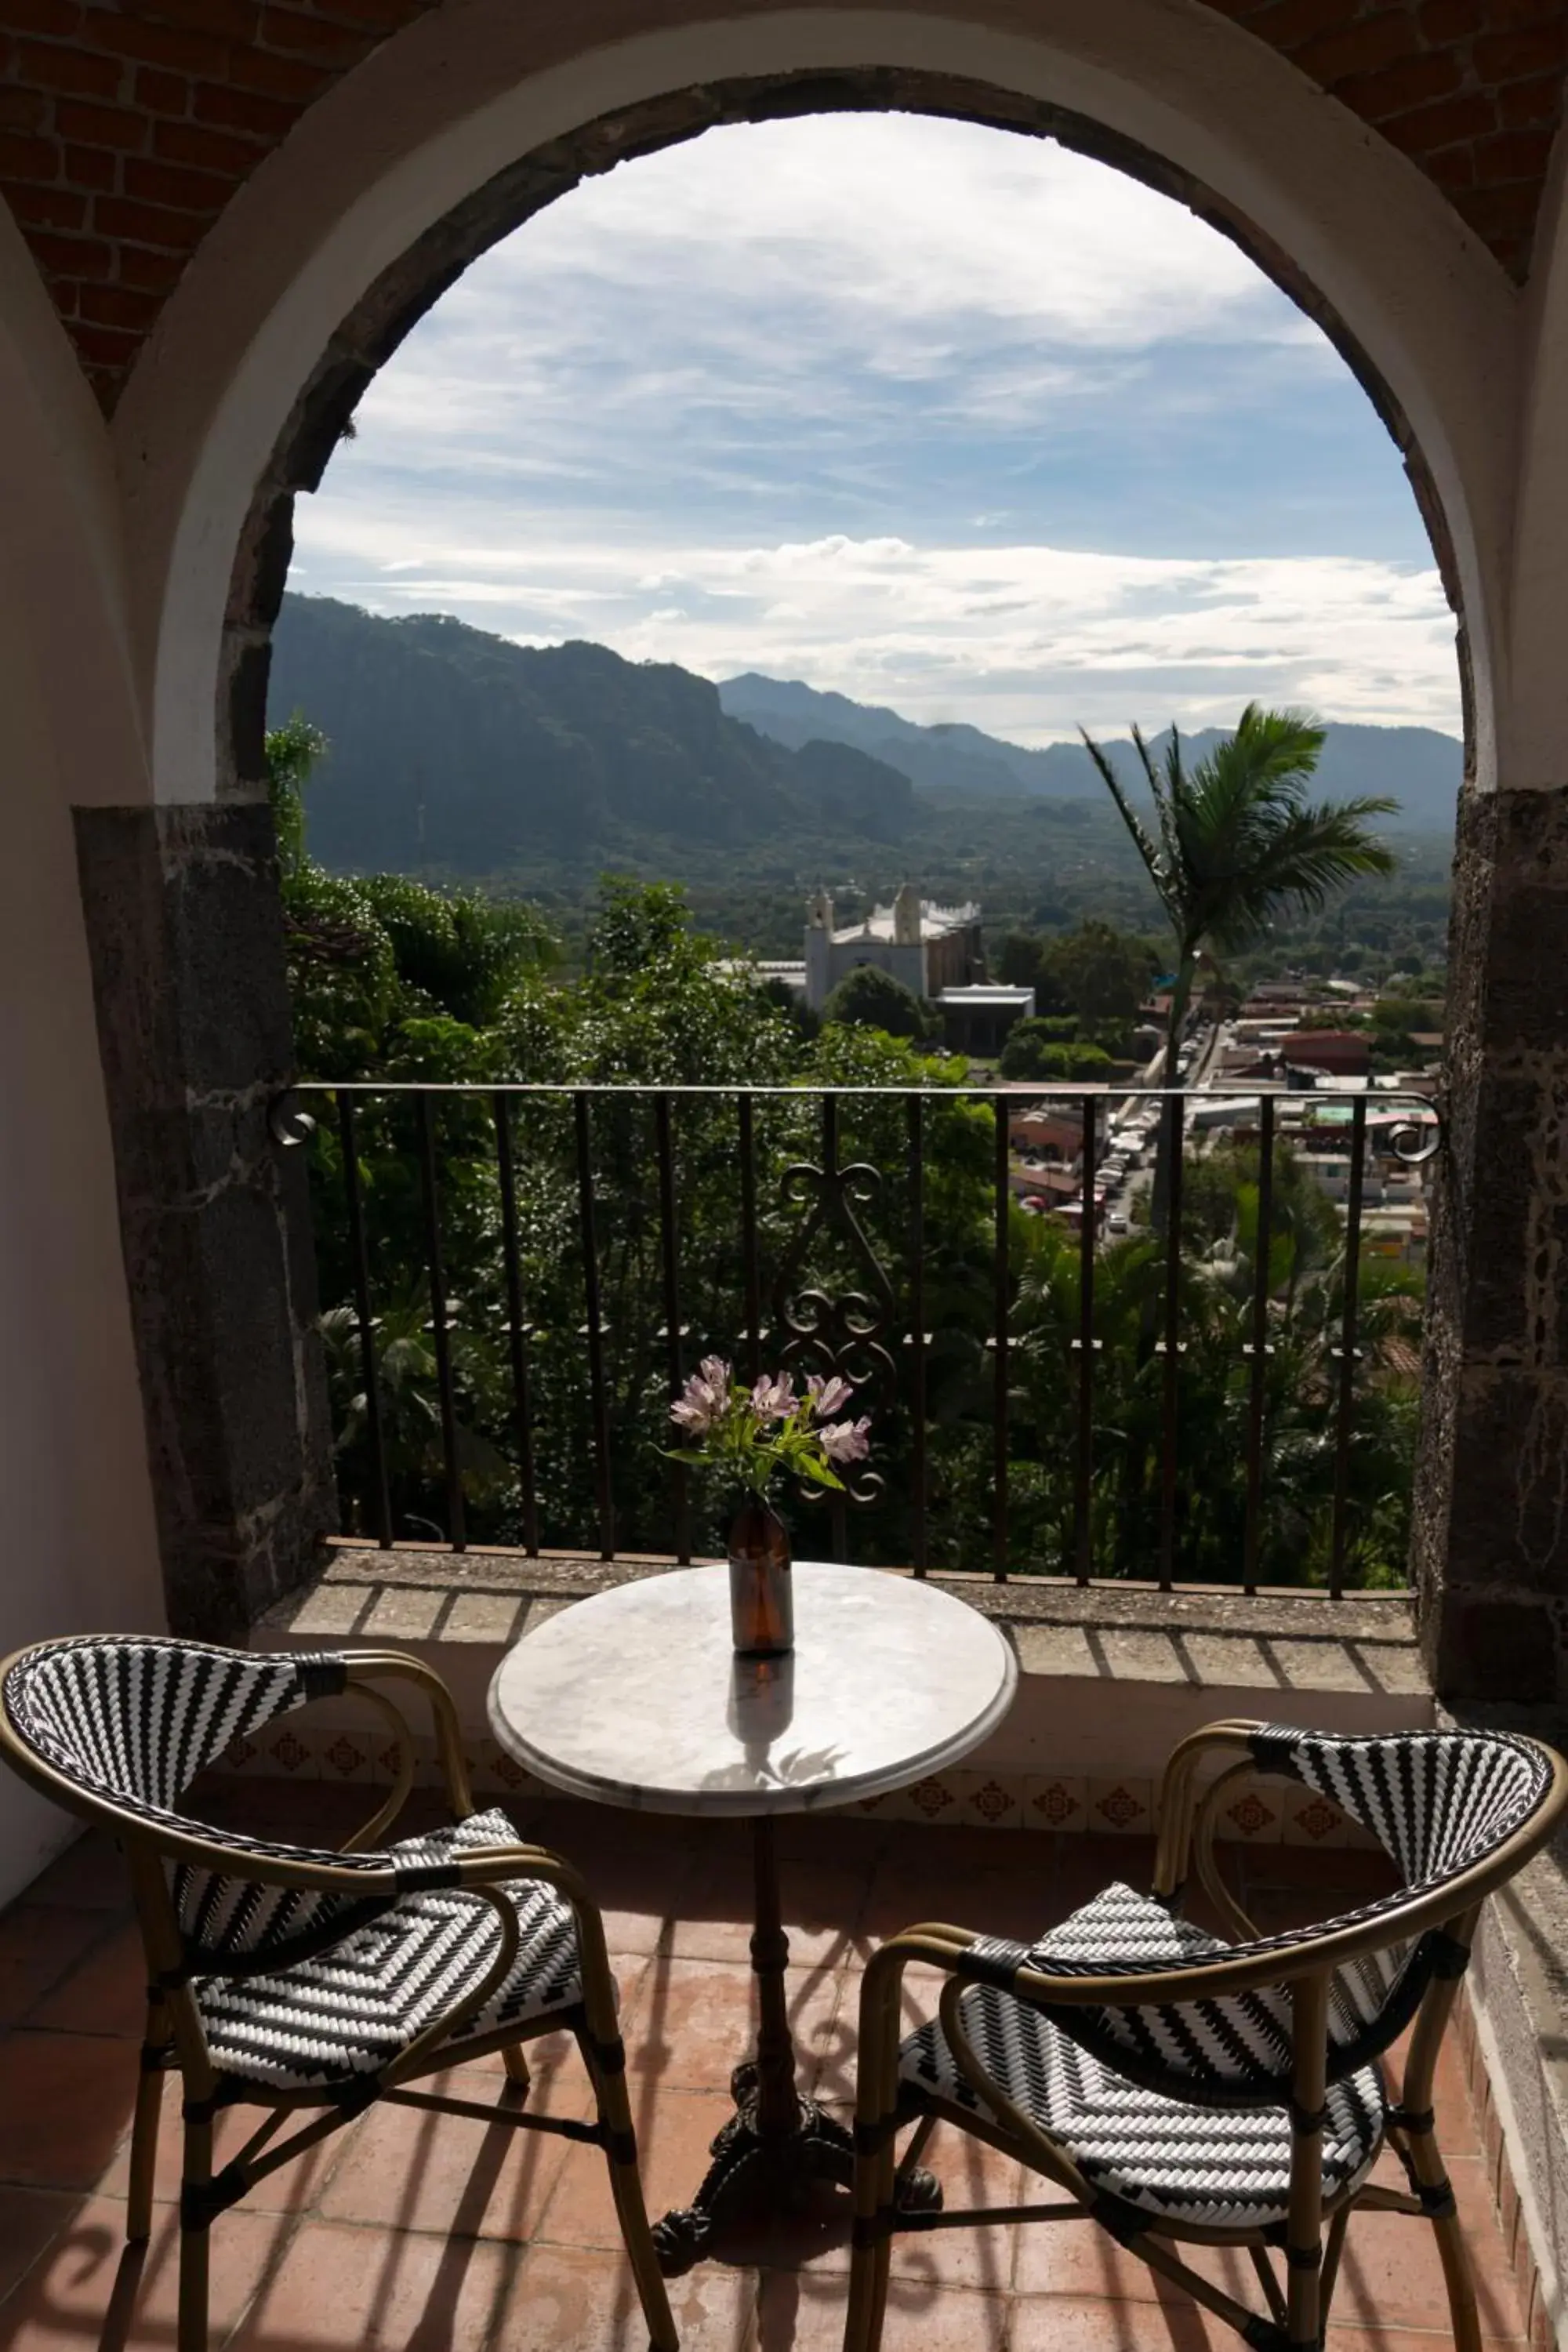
[1283,1029,1373,1078]
[936,983,1036,1056]
[803,884,985,1011]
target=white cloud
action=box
[291,112,1462,742]
[292,500,1457,739]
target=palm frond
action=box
[1133,722,1186,894]
[1079,726,1177,926]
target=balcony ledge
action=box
[239,1542,1431,1848]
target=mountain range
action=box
[718,672,1463,829]
[267,593,1463,881]
[269,595,913,873]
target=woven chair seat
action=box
[899,1881,1387,2230]
[194,1806,583,2096]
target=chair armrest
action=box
[1151,1718,1269,1902]
[862,1911,1352,2013]
[336,1650,474,1842]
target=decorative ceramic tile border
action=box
[203,1733,1377,1849]
[887,1772,962,1826]
[1087,1777,1155,1838]
[1023,1775,1087,1833]
[953,1769,1021,1831]
[1218,1777,1283,1846]
[1280,1785,1351,1848]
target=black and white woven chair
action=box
[844,1718,1567,2352]
[0,1635,677,2352]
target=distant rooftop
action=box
[833,898,978,946]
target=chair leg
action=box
[126,2009,167,2244]
[502,2044,532,2092]
[578,2028,678,2352]
[844,2097,903,2352]
[178,2114,213,2352]
[843,2134,895,2352]
[1406,2126,1482,2352]
[1431,2201,1483,2352]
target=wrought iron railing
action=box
[272,1080,1440,1597]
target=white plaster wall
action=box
[0,212,166,1906]
[108,0,1519,811]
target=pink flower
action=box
[750,1371,795,1423]
[806,1373,854,1419]
[819,1415,872,1465]
[670,1357,732,1436]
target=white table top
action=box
[488,1562,1017,1817]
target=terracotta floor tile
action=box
[537,2088,737,2258]
[0,2032,138,2190]
[880,2127,1025,2296]
[0,2194,281,2352]
[1326,2333,1491,2352]
[621,1958,846,2100]
[21,1835,130,1915]
[96,2074,353,2218]
[0,1907,114,2029]
[1332,2168,1527,2340]
[0,1788,1534,2352]
[598,1902,684,1961]
[1011,2290,1221,2351]
[0,2185,78,2303]
[318,2064,592,2243]
[670,1861,868,1971]
[759,2268,1009,2352]
[24,1921,152,2040]
[502,2239,757,2352]
[854,1861,1017,1951]
[569,1840,707,1960]
[230,2216,511,2352]
[1012,2211,1256,2310]
[770,1815,896,1870]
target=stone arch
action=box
[217,63,1479,807]
[107,2,1515,813]
[85,0,1543,1672]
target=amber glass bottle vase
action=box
[727,1497,793,1656]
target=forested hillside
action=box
[268,593,1457,971]
[268,594,911,873]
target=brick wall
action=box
[0,0,438,407]
[0,0,1565,412]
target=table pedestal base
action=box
[652,2063,941,2275]
[650,1815,942,2276]
[650,2062,844,2273]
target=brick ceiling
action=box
[2,0,1566,413]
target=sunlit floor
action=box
[0,1784,1537,2352]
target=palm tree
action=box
[1080,704,1398,1225]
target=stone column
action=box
[74,800,335,1642]
[1414,781,1568,1702]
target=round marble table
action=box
[488,1561,1016,2270]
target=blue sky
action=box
[289,114,1462,745]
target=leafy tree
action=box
[265,711,326,880]
[357,874,557,1028]
[1080,704,1397,1221]
[997,1023,1114,1082]
[822,965,933,1040]
[993,931,1069,1013]
[273,708,1421,1591]
[1040,920,1153,1033]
